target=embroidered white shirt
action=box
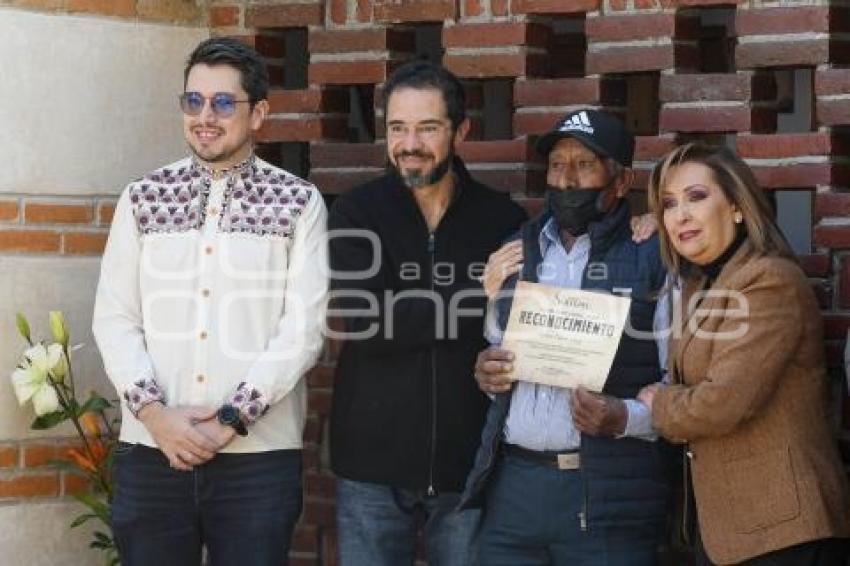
[93,156,328,453]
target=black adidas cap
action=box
[535,109,635,167]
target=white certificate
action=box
[501,281,632,391]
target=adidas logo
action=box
[558,111,594,135]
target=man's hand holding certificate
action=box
[500,281,631,391]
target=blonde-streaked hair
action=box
[647,142,794,274]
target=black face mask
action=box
[546,187,606,236]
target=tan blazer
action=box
[653,241,850,565]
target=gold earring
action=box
[734,211,743,224]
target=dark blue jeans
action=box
[111,443,302,566]
[479,452,661,566]
[336,478,481,566]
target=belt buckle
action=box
[557,452,580,470]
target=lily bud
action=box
[49,311,69,348]
[15,313,31,343]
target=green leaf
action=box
[66,398,80,414]
[70,513,97,528]
[73,491,107,509]
[31,410,68,430]
[72,492,110,522]
[92,531,113,546]
[15,313,31,343]
[78,394,112,416]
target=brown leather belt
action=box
[502,443,580,470]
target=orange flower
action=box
[89,439,107,465]
[67,439,107,475]
[79,412,101,437]
[67,447,97,474]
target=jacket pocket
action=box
[721,447,800,534]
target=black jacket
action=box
[328,160,526,493]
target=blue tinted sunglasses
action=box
[179,92,251,118]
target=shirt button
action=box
[200,331,208,340]
[201,289,210,298]
[209,207,220,216]
[196,374,205,383]
[205,246,213,255]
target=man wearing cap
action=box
[459,109,674,565]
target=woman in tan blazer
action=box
[638,143,850,565]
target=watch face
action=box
[218,405,239,425]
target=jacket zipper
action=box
[427,231,438,498]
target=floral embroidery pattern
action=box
[220,168,312,238]
[193,156,254,180]
[225,381,268,424]
[124,378,165,417]
[129,164,209,235]
[129,156,314,238]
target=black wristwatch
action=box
[217,404,248,436]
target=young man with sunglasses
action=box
[92,37,327,566]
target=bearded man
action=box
[327,60,526,566]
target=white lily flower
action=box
[11,344,63,416]
[50,346,68,381]
[30,381,60,416]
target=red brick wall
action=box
[0,196,114,255]
[0,0,204,23]
[0,439,93,500]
